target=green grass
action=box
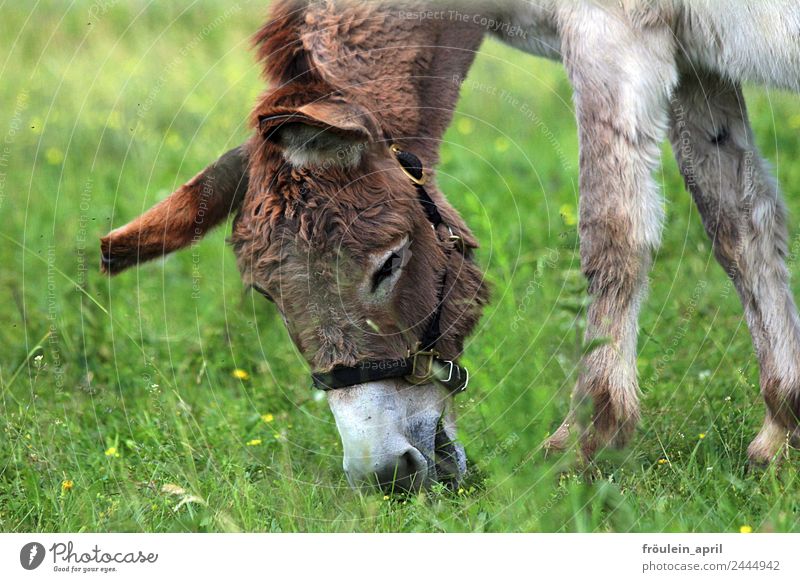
[2,0,800,533]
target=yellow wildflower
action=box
[657,458,669,465]
[698,433,706,439]
[740,525,753,534]
[45,147,64,166]
[246,439,262,446]
[30,116,43,135]
[107,110,122,130]
[232,369,250,380]
[383,495,390,501]
[61,480,74,492]
[559,203,578,226]
[261,413,274,423]
[165,132,183,151]
[105,446,120,458]
[456,117,474,135]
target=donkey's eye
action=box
[371,252,401,293]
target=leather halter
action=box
[310,145,470,395]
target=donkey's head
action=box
[101,87,487,491]
[101,0,490,491]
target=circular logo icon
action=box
[20,542,46,570]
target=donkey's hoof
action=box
[747,441,790,468]
[746,422,794,466]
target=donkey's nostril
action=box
[373,448,428,493]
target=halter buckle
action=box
[404,351,468,393]
[438,362,469,394]
[406,349,438,385]
[391,144,427,185]
[446,226,466,253]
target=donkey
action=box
[101,0,800,490]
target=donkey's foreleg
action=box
[546,4,677,457]
[668,73,800,463]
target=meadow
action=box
[1,0,799,533]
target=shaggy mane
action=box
[252,0,317,85]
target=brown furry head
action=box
[99,0,489,490]
[99,83,488,492]
[233,86,488,372]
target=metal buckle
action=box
[438,361,469,394]
[432,224,465,252]
[390,144,426,186]
[405,352,468,394]
[406,349,438,385]
[446,226,465,253]
[455,366,469,393]
[439,360,455,383]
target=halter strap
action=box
[310,144,470,394]
[311,354,469,394]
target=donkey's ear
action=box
[258,100,377,168]
[100,145,249,275]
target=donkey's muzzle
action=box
[325,379,463,492]
[356,447,429,493]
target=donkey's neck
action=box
[257,0,485,166]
